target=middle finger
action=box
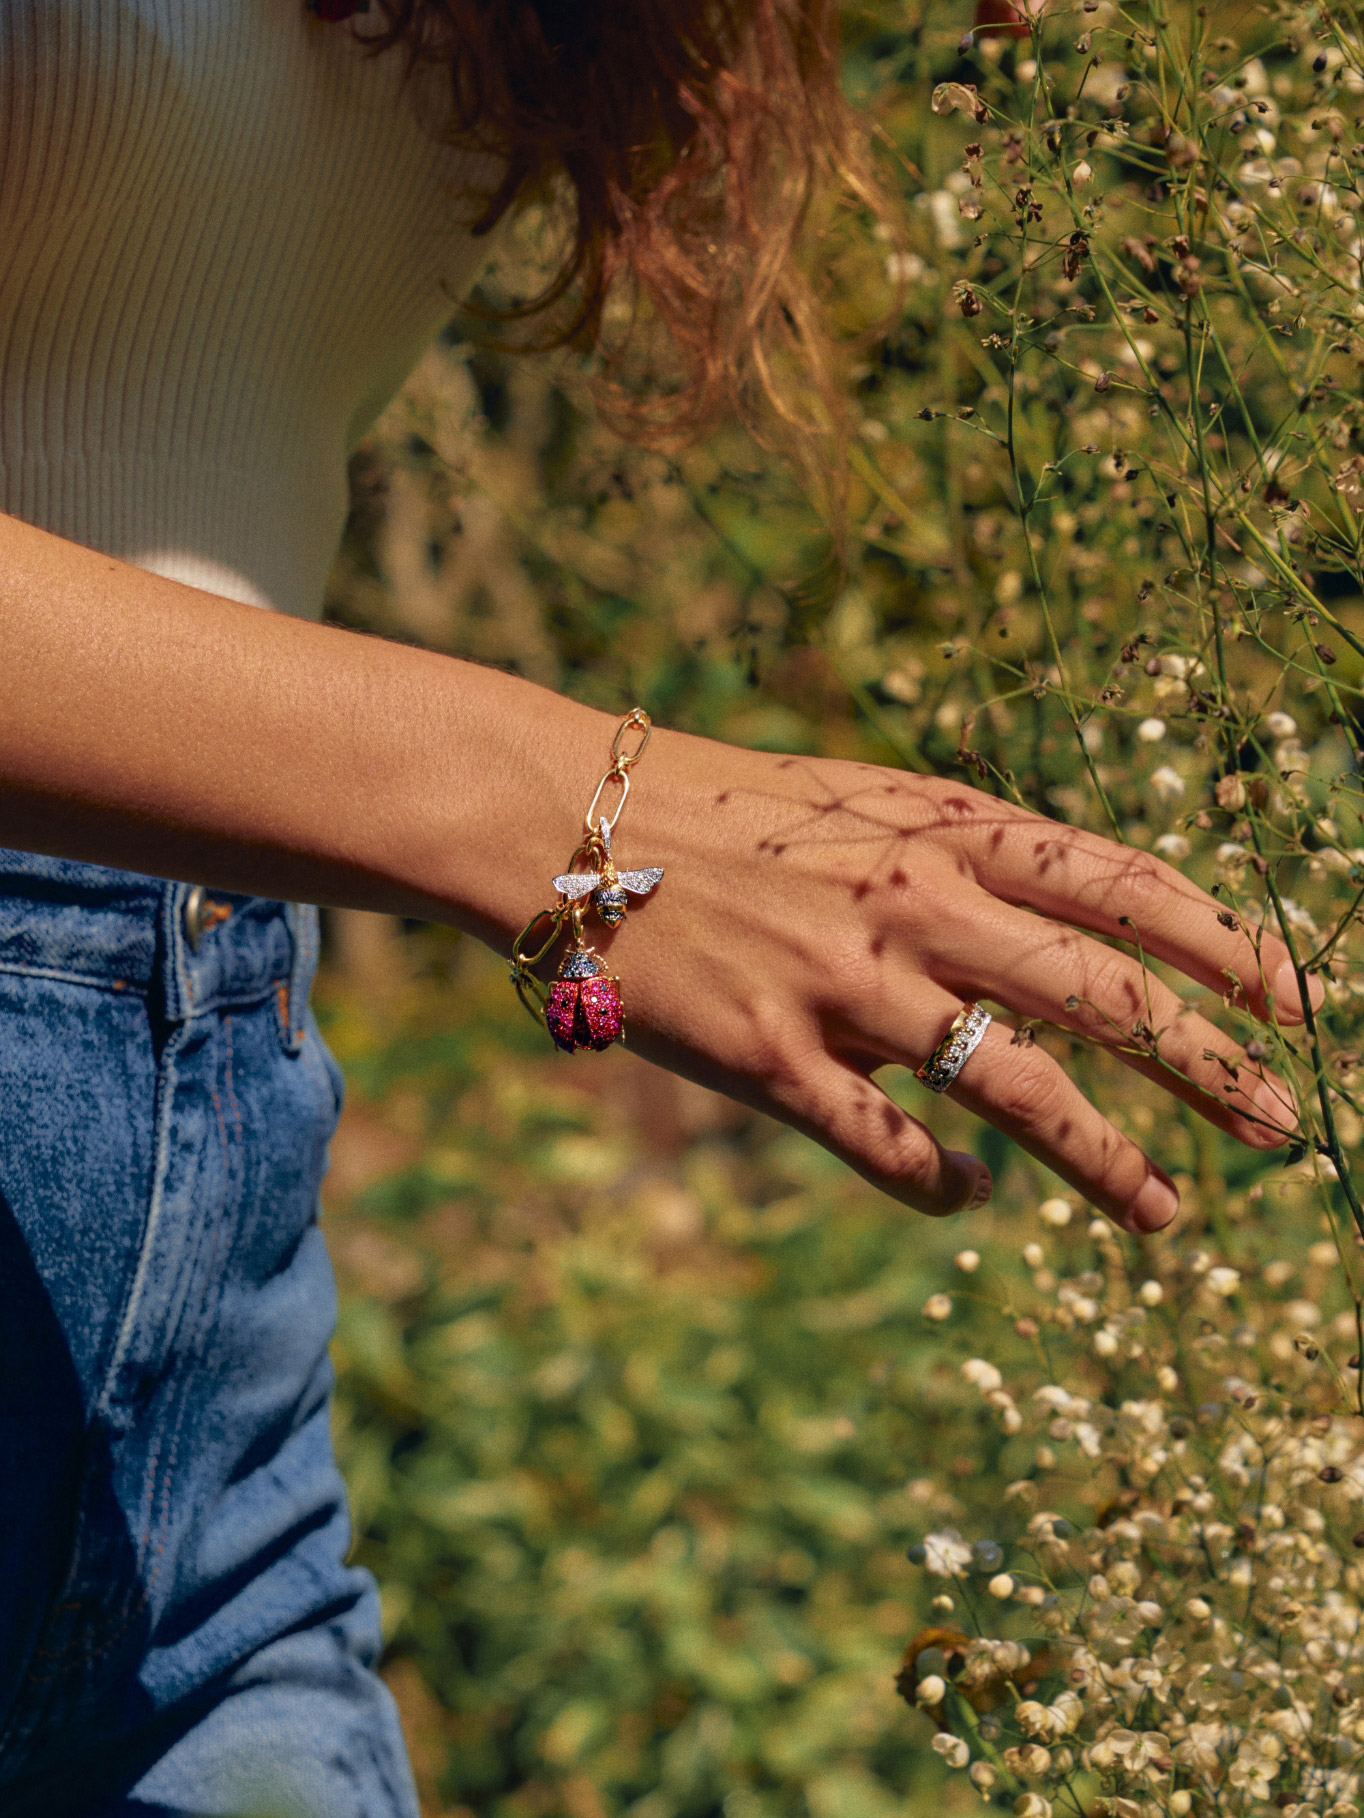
[940,897,1295,1149]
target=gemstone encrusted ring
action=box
[915,1003,992,1094]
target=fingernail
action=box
[966,1165,994,1210]
[1132,1171,1179,1234]
[949,1157,992,1212]
[1272,959,1323,1023]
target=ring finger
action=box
[845,982,1185,1235]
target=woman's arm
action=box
[1,509,1310,1234]
[0,511,614,940]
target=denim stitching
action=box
[134,1024,238,1580]
[95,1023,190,1425]
[0,962,149,995]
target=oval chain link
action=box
[582,710,651,838]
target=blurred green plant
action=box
[321,0,1364,1809]
[322,948,983,1818]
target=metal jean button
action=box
[183,884,232,951]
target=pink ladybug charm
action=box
[545,949,624,1053]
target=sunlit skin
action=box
[0,510,1310,1236]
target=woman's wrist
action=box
[418,686,717,957]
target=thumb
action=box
[770,1054,992,1216]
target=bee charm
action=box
[552,818,663,929]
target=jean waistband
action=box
[0,850,318,1042]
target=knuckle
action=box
[873,1115,932,1182]
[993,1049,1070,1129]
[732,999,809,1090]
[1074,946,1148,1032]
[1098,849,1167,924]
[817,929,883,999]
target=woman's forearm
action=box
[0,510,640,947]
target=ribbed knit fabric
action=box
[0,1,494,617]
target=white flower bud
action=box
[1088,1573,1111,1600]
[1093,1329,1119,1357]
[1050,1692,1083,1732]
[1266,711,1297,737]
[1038,1197,1073,1228]
[969,1762,998,1792]
[1138,1279,1163,1306]
[954,1248,981,1273]
[988,1573,1015,1599]
[1206,1266,1241,1297]
[916,1674,947,1706]
[1016,1700,1050,1737]
[923,1294,953,1321]
[931,1734,970,1769]
[1185,1598,1211,1621]
[1022,1242,1045,1269]
[1072,159,1093,186]
[962,1358,1003,1392]
[1137,717,1166,742]
[1169,1796,1192,1817]
[1156,1365,1179,1393]
[1014,1797,1052,1818]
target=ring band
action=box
[916,1003,992,1094]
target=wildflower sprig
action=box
[906,1192,1364,1816]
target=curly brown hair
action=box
[357,0,877,457]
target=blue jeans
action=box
[0,853,418,1818]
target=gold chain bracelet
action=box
[508,710,662,1052]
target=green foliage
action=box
[323,956,997,1818]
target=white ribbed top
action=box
[0,1,493,616]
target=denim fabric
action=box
[0,852,418,1818]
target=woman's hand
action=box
[607,731,1309,1236]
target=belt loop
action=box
[280,902,320,1054]
[157,882,195,1025]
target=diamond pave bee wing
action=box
[617,869,664,896]
[552,872,603,900]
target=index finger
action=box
[960,807,1322,1025]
